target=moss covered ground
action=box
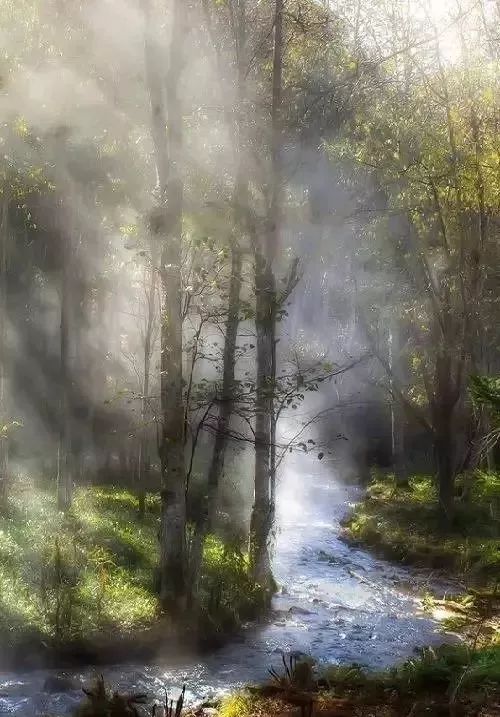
[0,479,266,666]
[343,471,500,579]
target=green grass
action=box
[393,644,500,693]
[0,480,267,655]
[197,535,270,638]
[219,692,261,717]
[343,471,500,579]
[0,483,158,649]
[216,646,500,717]
[322,643,500,697]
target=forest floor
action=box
[0,479,266,668]
[213,662,500,717]
[342,471,500,581]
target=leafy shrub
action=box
[197,535,269,639]
[395,643,500,692]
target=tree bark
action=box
[137,246,158,517]
[143,0,188,613]
[388,322,407,484]
[250,0,283,587]
[0,195,9,506]
[57,227,73,511]
[432,352,459,522]
[435,423,455,522]
[189,245,242,601]
[250,254,275,585]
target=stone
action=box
[43,676,77,693]
[288,606,313,615]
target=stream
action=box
[0,455,455,715]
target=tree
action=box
[57,214,74,512]
[200,0,247,541]
[137,244,159,517]
[249,0,284,588]
[0,191,9,506]
[143,0,188,613]
[331,3,500,517]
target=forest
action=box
[0,0,499,715]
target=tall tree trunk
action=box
[188,0,248,604]
[391,398,406,482]
[433,352,459,522]
[206,246,242,527]
[388,322,406,484]
[72,232,87,484]
[144,0,188,613]
[0,195,9,506]
[189,246,242,602]
[90,283,109,481]
[57,228,73,511]
[158,204,186,612]
[268,0,283,512]
[250,0,283,587]
[251,255,275,585]
[137,246,158,517]
[435,419,455,522]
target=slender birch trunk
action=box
[137,246,158,516]
[144,0,188,612]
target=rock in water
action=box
[43,675,77,693]
[288,606,313,616]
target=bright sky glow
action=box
[333,0,487,66]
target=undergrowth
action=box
[323,643,500,696]
[343,471,500,579]
[198,535,270,639]
[217,644,500,717]
[0,479,266,659]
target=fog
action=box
[0,0,384,491]
[0,0,498,697]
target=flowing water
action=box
[0,456,455,715]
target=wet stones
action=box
[288,606,314,616]
[43,675,78,693]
